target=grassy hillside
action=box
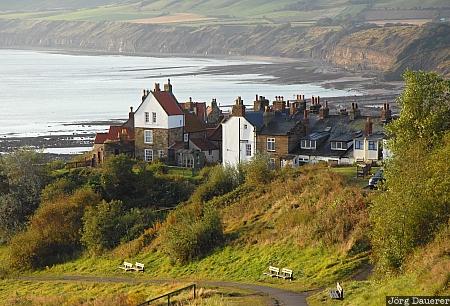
[1,0,449,24]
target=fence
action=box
[137,284,196,306]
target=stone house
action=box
[134,80,184,163]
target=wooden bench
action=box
[279,268,293,280]
[134,262,145,272]
[330,282,344,300]
[263,266,280,278]
[119,261,133,271]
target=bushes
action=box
[191,165,242,203]
[370,134,450,271]
[159,203,224,263]
[82,201,161,255]
[9,187,101,269]
[242,154,272,186]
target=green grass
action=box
[329,166,378,188]
[28,244,368,292]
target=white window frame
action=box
[145,112,150,123]
[144,130,153,144]
[152,112,157,123]
[158,150,164,159]
[184,133,189,142]
[144,149,153,162]
[267,138,276,152]
[269,158,276,168]
[368,141,377,151]
[301,140,316,149]
[355,140,363,150]
[246,144,252,156]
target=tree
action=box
[386,70,450,154]
[371,71,450,271]
[0,149,50,240]
[101,155,137,200]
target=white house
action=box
[222,97,262,167]
[353,133,384,163]
[134,81,185,162]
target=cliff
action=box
[0,19,448,79]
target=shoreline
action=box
[0,48,402,156]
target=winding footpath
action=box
[17,275,309,306]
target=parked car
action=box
[369,169,384,189]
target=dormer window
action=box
[301,140,316,149]
[331,141,347,150]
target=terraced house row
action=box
[92,80,393,169]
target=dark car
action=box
[369,169,384,189]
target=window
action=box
[368,141,376,151]
[158,150,164,159]
[144,130,153,144]
[144,149,153,162]
[208,150,212,156]
[267,138,275,152]
[145,112,149,123]
[244,124,248,129]
[331,142,346,150]
[355,140,363,150]
[301,140,316,149]
[184,133,189,142]
[152,112,157,123]
[246,144,252,156]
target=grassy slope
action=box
[20,166,370,294]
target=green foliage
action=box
[41,177,77,203]
[242,154,272,186]
[0,149,50,240]
[9,187,101,270]
[101,154,138,200]
[81,200,160,255]
[191,165,242,204]
[371,134,450,271]
[387,70,450,154]
[371,71,450,271]
[160,203,224,264]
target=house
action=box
[353,118,385,162]
[255,97,306,168]
[170,106,221,168]
[180,98,207,123]
[134,80,184,163]
[222,96,263,166]
[92,107,135,166]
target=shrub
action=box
[370,134,450,271]
[160,203,224,263]
[191,165,242,203]
[242,154,272,186]
[82,201,161,255]
[40,178,77,203]
[9,187,101,269]
[101,155,137,200]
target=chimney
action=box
[154,83,161,92]
[350,102,361,120]
[290,102,297,116]
[164,79,172,92]
[142,89,148,102]
[381,102,392,123]
[319,100,329,119]
[263,106,274,126]
[364,117,373,136]
[231,96,245,117]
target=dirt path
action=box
[17,275,309,306]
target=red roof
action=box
[184,111,206,133]
[153,91,184,116]
[94,126,134,144]
[94,133,108,144]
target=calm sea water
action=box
[0,49,356,138]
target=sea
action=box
[0,49,357,140]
